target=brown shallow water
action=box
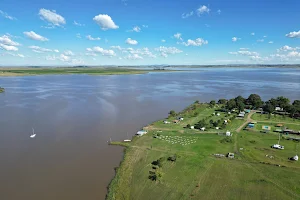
[0,68,299,200]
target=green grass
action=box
[107,104,300,200]
[252,113,300,124]
[0,67,165,76]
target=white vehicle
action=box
[271,144,284,150]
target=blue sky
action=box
[0,0,300,66]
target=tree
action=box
[195,119,207,129]
[263,102,275,119]
[235,95,245,104]
[226,99,236,110]
[247,94,263,109]
[236,100,245,112]
[218,99,227,104]
[194,100,200,104]
[209,100,216,107]
[286,105,297,118]
[276,96,290,110]
[186,124,191,129]
[169,110,176,117]
[269,98,278,107]
[209,119,214,125]
[292,100,300,113]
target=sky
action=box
[0,0,300,66]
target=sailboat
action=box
[30,128,36,138]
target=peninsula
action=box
[107,95,300,200]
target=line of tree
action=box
[217,94,299,119]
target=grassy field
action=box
[0,67,162,76]
[107,104,300,200]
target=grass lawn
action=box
[107,104,300,200]
[252,113,300,124]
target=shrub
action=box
[220,137,233,143]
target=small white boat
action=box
[30,128,36,138]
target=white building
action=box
[136,130,147,136]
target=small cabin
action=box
[190,126,195,129]
[226,131,232,137]
[228,153,234,159]
[136,130,147,136]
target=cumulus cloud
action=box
[73,21,84,26]
[125,54,143,60]
[251,33,255,36]
[128,26,141,32]
[229,50,259,56]
[161,39,166,43]
[286,30,300,38]
[174,33,183,41]
[0,43,18,51]
[240,48,249,50]
[257,39,264,42]
[23,31,49,41]
[0,10,17,20]
[0,35,20,46]
[39,9,66,27]
[277,45,298,52]
[197,5,210,15]
[287,51,300,57]
[86,35,101,41]
[126,38,138,45]
[110,46,122,50]
[87,46,116,56]
[182,38,208,46]
[93,14,119,30]
[29,46,52,53]
[54,49,59,53]
[155,46,182,57]
[182,11,193,19]
[269,41,274,44]
[232,37,241,42]
[64,50,74,56]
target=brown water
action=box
[0,68,299,200]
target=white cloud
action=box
[263,35,267,38]
[93,14,119,30]
[125,54,143,60]
[142,25,148,28]
[110,46,122,50]
[73,21,84,26]
[229,50,259,56]
[155,46,182,57]
[277,45,296,52]
[232,37,241,42]
[5,52,25,57]
[0,44,18,51]
[29,46,52,53]
[64,50,74,56]
[87,46,116,56]
[0,35,20,46]
[174,33,183,41]
[161,39,166,43]
[197,5,210,15]
[86,35,101,41]
[23,31,49,41]
[0,10,17,20]
[286,30,300,38]
[130,26,141,32]
[39,9,66,27]
[287,51,300,58]
[54,49,59,53]
[240,48,249,50]
[126,38,138,45]
[257,39,264,42]
[217,9,221,15]
[59,54,70,62]
[251,33,255,36]
[182,11,193,19]
[268,41,274,44]
[182,38,208,46]
[76,33,81,38]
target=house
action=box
[136,130,147,136]
[224,120,228,124]
[228,112,231,114]
[216,127,219,130]
[216,113,220,116]
[190,126,195,129]
[173,120,180,124]
[237,113,245,118]
[163,120,171,124]
[275,107,283,111]
[276,123,283,127]
[226,131,232,137]
[178,117,184,121]
[200,127,205,131]
[240,111,246,115]
[245,109,251,113]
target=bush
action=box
[220,137,233,143]
[168,155,177,162]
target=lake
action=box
[0,67,299,200]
